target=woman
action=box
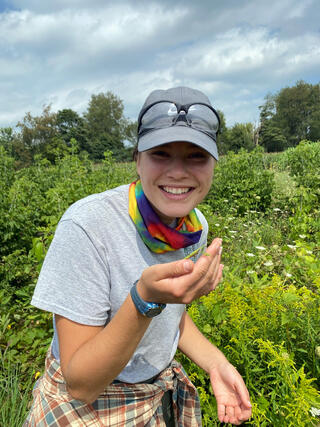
[24,86,252,426]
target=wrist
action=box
[136,279,151,301]
[130,280,166,318]
[207,356,231,376]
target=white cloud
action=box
[0,0,319,128]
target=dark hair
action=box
[132,144,138,161]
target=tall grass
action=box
[0,350,34,427]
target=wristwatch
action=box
[130,280,166,318]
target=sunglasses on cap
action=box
[138,101,220,141]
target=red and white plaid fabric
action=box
[23,347,202,426]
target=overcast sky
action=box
[0,0,319,129]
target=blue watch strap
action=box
[130,280,166,317]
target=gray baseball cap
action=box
[137,86,220,160]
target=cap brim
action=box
[138,127,219,160]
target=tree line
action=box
[0,92,137,168]
[1,80,319,168]
[218,80,320,154]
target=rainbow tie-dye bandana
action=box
[129,180,202,253]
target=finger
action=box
[239,404,252,421]
[227,404,245,426]
[234,404,243,420]
[217,404,226,423]
[200,260,223,296]
[226,406,235,423]
[195,240,221,281]
[210,263,224,291]
[234,379,252,410]
[201,238,222,259]
[147,258,194,282]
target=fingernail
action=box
[183,260,192,272]
[219,247,222,255]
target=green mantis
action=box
[184,244,210,259]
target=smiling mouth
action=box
[160,186,194,195]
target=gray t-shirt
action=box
[31,184,208,383]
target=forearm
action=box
[65,293,151,403]
[178,311,228,374]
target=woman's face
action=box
[136,141,216,224]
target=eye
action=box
[150,150,170,158]
[188,151,208,160]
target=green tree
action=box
[259,121,287,152]
[0,128,15,156]
[124,120,138,147]
[258,93,287,152]
[216,110,228,155]
[222,122,255,153]
[16,105,59,161]
[0,127,33,169]
[259,81,320,149]
[276,80,320,146]
[83,92,128,161]
[56,109,89,153]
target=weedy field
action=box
[1,142,320,426]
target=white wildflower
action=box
[285,272,292,278]
[306,250,312,254]
[299,234,306,239]
[310,407,320,417]
[264,261,273,267]
[255,246,266,251]
[246,270,255,274]
[287,244,296,249]
[246,253,255,257]
[215,223,220,227]
[243,224,248,228]
[229,230,237,234]
[273,208,281,212]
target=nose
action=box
[166,156,189,179]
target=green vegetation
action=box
[258,81,320,152]
[1,80,320,169]
[1,138,320,425]
[0,92,137,167]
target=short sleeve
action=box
[31,219,111,326]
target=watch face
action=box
[145,307,163,318]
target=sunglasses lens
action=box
[141,102,177,129]
[139,102,219,137]
[187,104,220,133]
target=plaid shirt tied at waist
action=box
[23,347,202,426]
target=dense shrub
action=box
[285,140,320,193]
[1,146,320,425]
[179,274,320,425]
[205,147,274,215]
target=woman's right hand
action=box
[137,237,223,304]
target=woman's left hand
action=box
[209,361,252,425]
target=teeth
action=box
[162,186,190,194]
